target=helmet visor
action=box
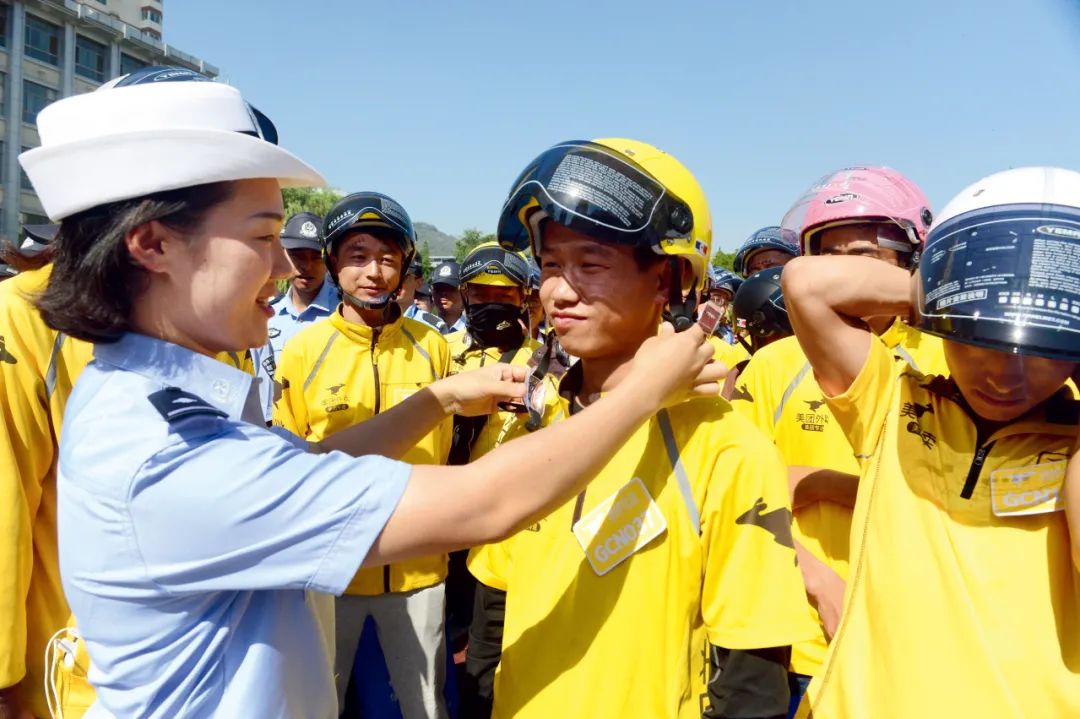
[917,203,1080,361]
[461,246,529,286]
[497,141,693,255]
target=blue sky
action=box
[167,0,1080,251]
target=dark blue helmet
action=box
[110,65,278,145]
[733,226,798,278]
[707,267,742,296]
[527,257,541,292]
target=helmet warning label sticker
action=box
[549,153,654,228]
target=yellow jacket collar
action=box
[328,305,406,346]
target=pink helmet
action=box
[780,166,933,258]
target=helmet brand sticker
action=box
[825,192,859,204]
[1036,225,1080,241]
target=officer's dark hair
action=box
[36,181,235,343]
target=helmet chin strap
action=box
[662,258,699,332]
[342,288,393,312]
[341,288,402,325]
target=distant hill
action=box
[415,222,458,258]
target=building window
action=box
[0,4,10,48]
[22,212,50,226]
[144,29,161,41]
[20,147,33,191]
[22,81,57,124]
[24,14,62,66]
[141,8,162,24]
[120,53,148,76]
[0,141,5,182]
[75,35,108,82]
[0,73,7,116]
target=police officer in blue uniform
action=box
[251,212,338,421]
[432,260,467,334]
[401,257,450,333]
[24,66,717,719]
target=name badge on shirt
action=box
[572,477,667,576]
[990,461,1066,517]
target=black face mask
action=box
[466,302,527,349]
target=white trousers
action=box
[334,583,449,719]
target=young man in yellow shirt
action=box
[785,166,1080,717]
[719,266,793,399]
[446,242,541,463]
[443,241,542,694]
[730,166,946,712]
[274,191,453,718]
[0,261,94,719]
[466,138,815,719]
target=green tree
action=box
[455,227,495,262]
[281,187,344,220]
[419,240,433,278]
[711,250,736,271]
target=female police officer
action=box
[20,70,720,718]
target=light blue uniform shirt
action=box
[252,279,338,421]
[445,314,467,335]
[58,333,410,719]
[403,303,449,334]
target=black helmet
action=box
[733,267,792,341]
[322,192,417,311]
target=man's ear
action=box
[654,258,674,304]
[325,250,339,280]
[126,219,178,275]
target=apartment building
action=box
[0,0,216,241]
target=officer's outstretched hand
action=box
[431,364,528,417]
[628,323,725,409]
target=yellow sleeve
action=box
[431,336,453,463]
[433,334,451,380]
[701,424,816,649]
[728,350,776,438]
[272,337,309,438]
[0,293,52,687]
[467,540,510,591]
[709,336,748,369]
[824,335,898,458]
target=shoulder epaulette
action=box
[417,311,449,333]
[147,387,228,423]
